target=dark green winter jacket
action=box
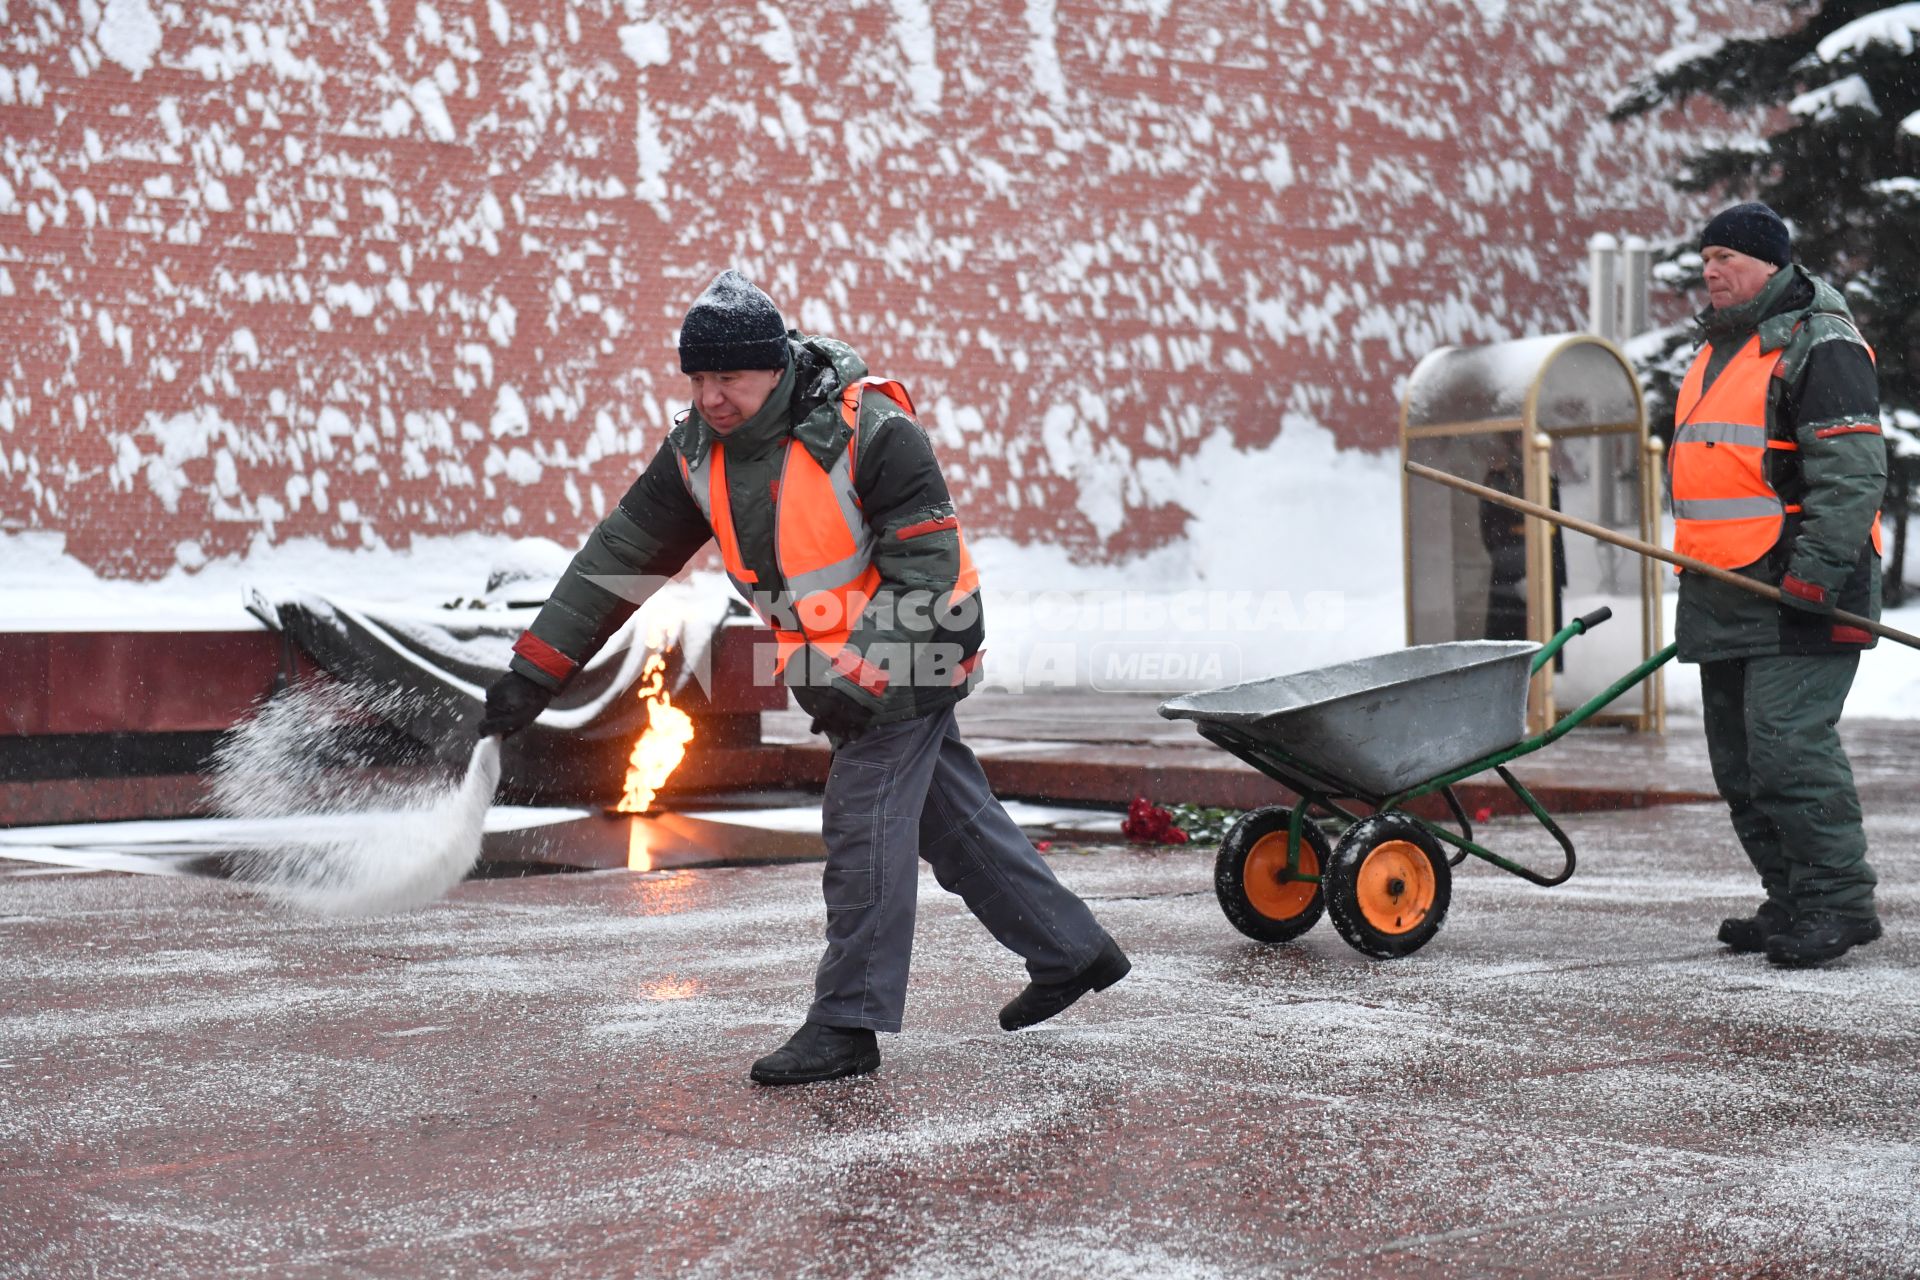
[1673,265,1887,663]
[510,333,984,733]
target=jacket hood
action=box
[793,332,868,394]
[787,333,870,469]
[1803,271,1855,323]
[1755,266,1858,355]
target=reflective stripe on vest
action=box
[680,438,878,668]
[1671,335,1790,569]
[676,378,984,673]
[1671,333,1884,569]
[1675,421,1769,450]
[771,436,881,666]
[678,447,755,584]
[1671,495,1789,521]
[780,442,873,602]
[683,376,983,675]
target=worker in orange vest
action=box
[479,272,1128,1081]
[1671,203,1886,967]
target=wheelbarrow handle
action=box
[1531,613,1594,675]
[1529,607,1612,676]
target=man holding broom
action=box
[477,272,1129,1082]
[1672,202,1887,967]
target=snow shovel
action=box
[1405,461,1920,651]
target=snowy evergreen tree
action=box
[1613,3,1920,595]
[1615,5,1920,410]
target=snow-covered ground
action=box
[3,794,1916,1278]
[0,802,1116,882]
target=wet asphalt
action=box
[3,775,1917,1279]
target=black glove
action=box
[478,669,554,738]
[805,686,877,745]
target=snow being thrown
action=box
[208,680,500,916]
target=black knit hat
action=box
[678,271,789,373]
[1701,202,1791,268]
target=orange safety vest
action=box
[678,377,980,684]
[1671,334,1882,570]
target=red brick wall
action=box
[0,0,1753,578]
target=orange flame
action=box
[616,652,695,842]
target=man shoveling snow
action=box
[478,272,1130,1085]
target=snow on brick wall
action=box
[0,0,1755,579]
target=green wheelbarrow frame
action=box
[1192,612,1677,930]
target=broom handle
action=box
[1404,460,1920,651]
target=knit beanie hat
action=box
[1700,202,1791,268]
[678,271,789,373]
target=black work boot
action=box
[1717,900,1795,953]
[749,1022,880,1085]
[999,938,1131,1032]
[1764,911,1883,968]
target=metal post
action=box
[1621,236,1650,339]
[1526,431,1555,731]
[1588,233,1620,342]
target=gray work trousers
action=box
[809,704,1112,1033]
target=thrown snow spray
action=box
[209,680,501,916]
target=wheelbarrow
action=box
[1157,608,1676,958]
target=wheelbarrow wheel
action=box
[1324,814,1451,959]
[1215,806,1330,944]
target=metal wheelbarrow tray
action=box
[1158,640,1537,797]
[1159,609,1677,960]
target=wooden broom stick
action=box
[1405,460,1920,651]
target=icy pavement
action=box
[0,802,1116,879]
[2,799,1916,1278]
[0,805,589,876]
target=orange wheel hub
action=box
[1355,840,1437,934]
[1244,832,1318,920]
